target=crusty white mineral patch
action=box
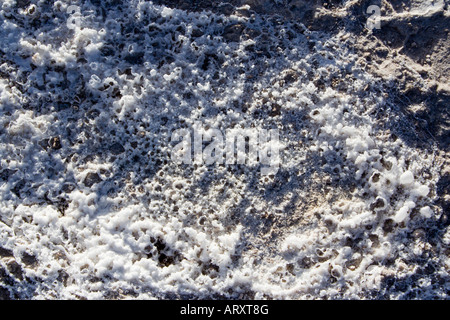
[0,0,448,299]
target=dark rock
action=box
[371,173,380,183]
[124,52,144,65]
[16,0,31,9]
[382,219,395,233]
[111,87,122,98]
[217,3,235,15]
[7,261,24,280]
[201,262,220,275]
[12,179,26,198]
[56,198,69,215]
[0,267,14,286]
[222,24,245,42]
[0,247,13,257]
[370,197,385,210]
[244,28,261,39]
[283,71,298,85]
[191,28,204,38]
[0,286,10,300]
[158,253,173,267]
[201,54,217,71]
[269,103,281,117]
[110,142,125,155]
[49,136,62,150]
[100,46,115,57]
[298,256,313,269]
[154,237,166,252]
[394,279,408,292]
[0,169,17,182]
[21,252,37,266]
[57,102,71,111]
[83,172,102,187]
[62,183,76,193]
[38,138,49,150]
[423,262,436,275]
[57,269,69,286]
[381,158,393,170]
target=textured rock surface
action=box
[0,0,448,299]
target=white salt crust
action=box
[0,0,447,299]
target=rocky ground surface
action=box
[0,0,449,299]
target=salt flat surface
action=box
[0,0,448,299]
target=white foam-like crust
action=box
[0,0,447,299]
